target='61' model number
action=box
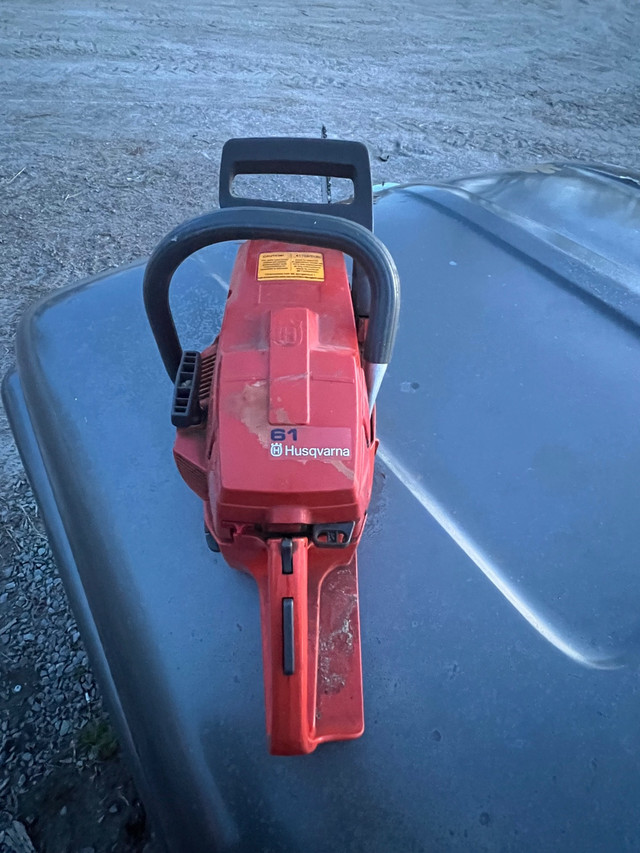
[270,428,298,441]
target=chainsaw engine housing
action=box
[175,238,376,543]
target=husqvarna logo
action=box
[269,442,349,459]
[274,321,302,347]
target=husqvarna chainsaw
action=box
[143,138,400,755]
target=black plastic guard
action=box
[171,350,203,428]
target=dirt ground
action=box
[1,0,639,850]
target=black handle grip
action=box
[143,206,400,381]
[219,137,373,230]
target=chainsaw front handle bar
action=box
[143,205,400,383]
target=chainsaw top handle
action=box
[143,205,400,389]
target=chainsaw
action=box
[143,137,400,755]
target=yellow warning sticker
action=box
[257,252,325,282]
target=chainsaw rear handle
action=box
[218,137,373,230]
[143,205,400,390]
[262,538,364,754]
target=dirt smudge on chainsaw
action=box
[318,564,359,696]
[226,381,270,448]
[330,457,355,481]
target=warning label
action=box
[257,252,325,281]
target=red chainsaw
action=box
[143,138,400,755]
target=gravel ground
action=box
[1,0,639,850]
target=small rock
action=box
[5,582,16,592]
[0,816,37,852]
[108,804,118,814]
[0,593,8,605]
[59,720,71,736]
[59,805,67,816]
[22,752,32,762]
